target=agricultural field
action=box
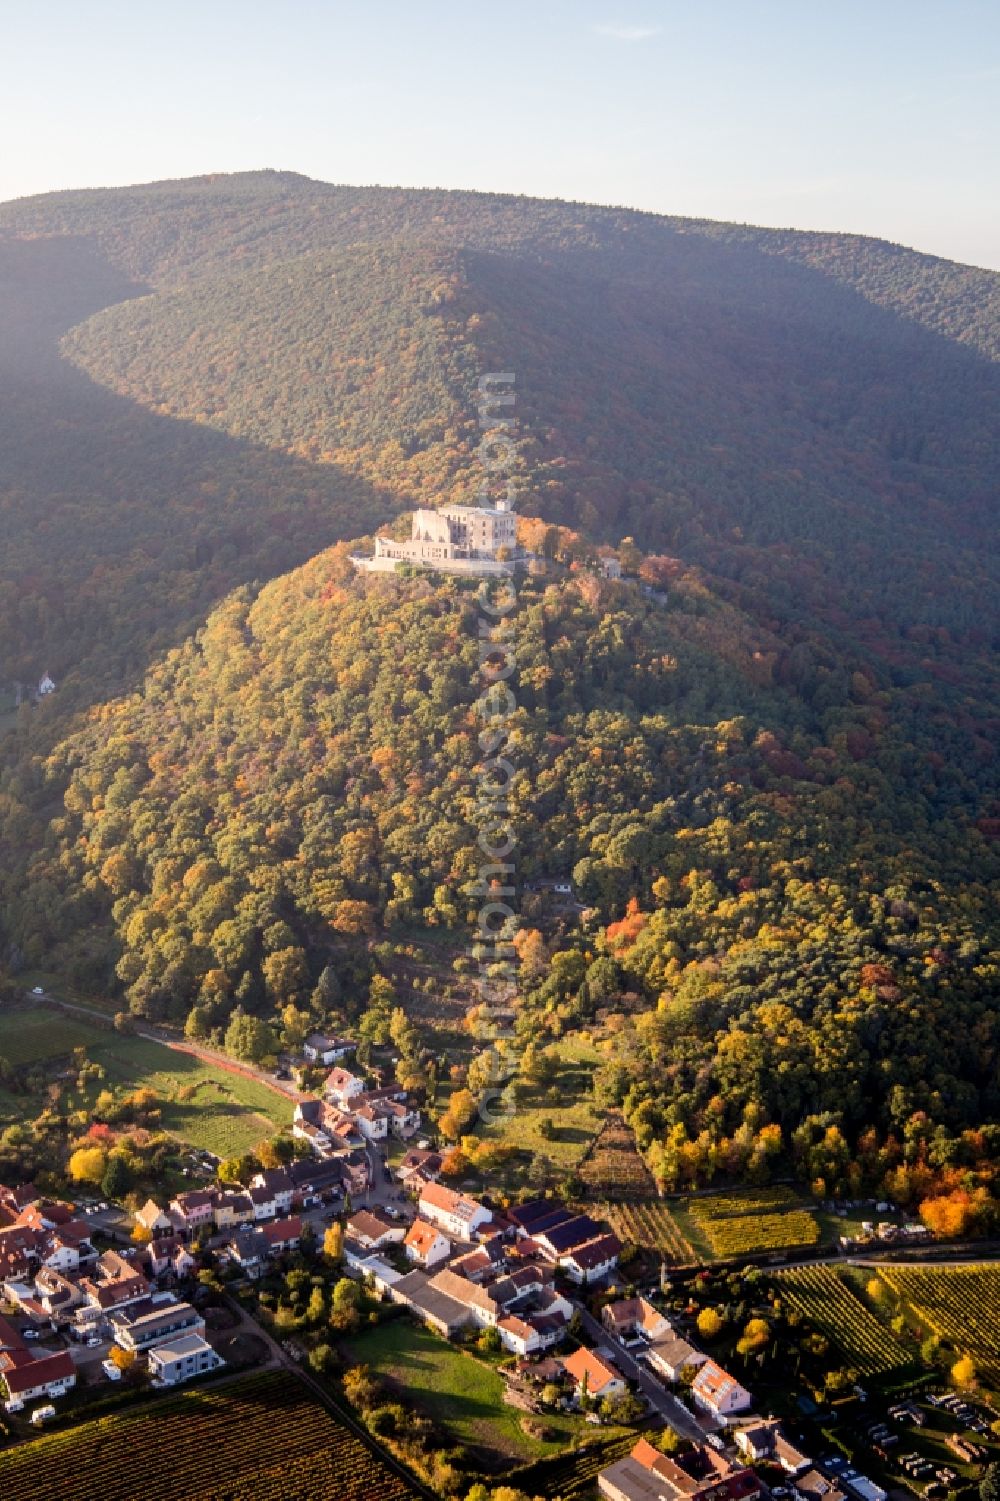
[878,1264,1000,1382]
[0,1004,292,1156]
[678,1187,821,1260]
[341,1318,596,1463]
[777,1265,913,1376]
[594,1199,696,1265]
[0,1006,109,1066]
[578,1112,658,1200]
[0,1372,418,1501]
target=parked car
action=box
[22,1329,40,1341]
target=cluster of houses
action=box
[0,1186,223,1412]
[341,1190,623,1359]
[597,1412,890,1501]
[599,1292,755,1424]
[292,1055,421,1157]
[599,1434,765,1501]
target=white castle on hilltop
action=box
[352,500,518,576]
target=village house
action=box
[351,1104,389,1142]
[148,1332,224,1388]
[388,1270,474,1338]
[792,1474,849,1501]
[0,1200,97,1287]
[346,1209,405,1252]
[646,1331,708,1383]
[561,1346,626,1403]
[507,1200,621,1283]
[560,1233,622,1285]
[448,1242,505,1282]
[292,1098,364,1156]
[135,1199,177,1238]
[211,1191,255,1231]
[222,1215,303,1278]
[602,1296,671,1342]
[110,1298,204,1353]
[249,1168,295,1216]
[29,1266,87,1323]
[425,1267,502,1327]
[324,1067,366,1107]
[170,1189,216,1237]
[302,1033,356,1066]
[79,1250,151,1317]
[417,1182,492,1241]
[145,1237,196,1280]
[404,1219,451,1269]
[690,1359,752,1422]
[735,1420,811,1474]
[0,1347,76,1412]
[497,1314,543,1357]
[599,1438,763,1501]
[396,1148,442,1186]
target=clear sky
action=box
[3,0,998,268]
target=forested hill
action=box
[0,172,998,1211]
[1,171,998,698]
[11,551,1000,1205]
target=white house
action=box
[498,1315,542,1357]
[324,1067,366,1106]
[146,1239,196,1280]
[352,1105,389,1142]
[602,1296,671,1342]
[135,1199,175,1238]
[0,1349,76,1411]
[148,1333,224,1387]
[249,1170,294,1216]
[404,1219,451,1269]
[560,1233,621,1285]
[691,1360,752,1421]
[303,1033,356,1065]
[735,1420,811,1474]
[418,1182,492,1241]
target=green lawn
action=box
[88,1035,293,1155]
[0,1005,292,1156]
[476,1035,603,1174]
[341,1319,597,1462]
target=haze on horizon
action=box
[2,0,998,271]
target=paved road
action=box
[575,1304,709,1441]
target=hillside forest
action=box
[0,173,997,1225]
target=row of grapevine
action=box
[686,1188,821,1258]
[0,1373,418,1501]
[578,1112,658,1200]
[595,1199,696,1264]
[879,1264,1000,1381]
[777,1266,911,1376]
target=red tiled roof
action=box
[0,1347,76,1395]
[260,1215,302,1246]
[561,1346,619,1393]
